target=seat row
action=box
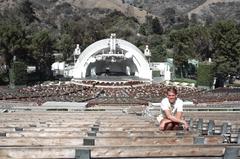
[0,104,240,159]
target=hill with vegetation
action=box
[129,0,240,24]
[0,0,240,86]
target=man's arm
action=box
[164,109,183,123]
[164,110,189,129]
[175,111,182,120]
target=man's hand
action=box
[182,120,189,130]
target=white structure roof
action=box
[72,36,152,80]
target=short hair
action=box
[167,87,177,95]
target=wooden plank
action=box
[95,130,198,138]
[93,127,160,131]
[3,130,198,138]
[0,127,90,132]
[0,145,238,158]
[0,115,229,125]
[92,137,195,146]
[0,117,149,123]
[0,122,154,128]
[204,135,224,144]
[0,118,151,123]
[0,116,136,120]
[2,118,238,130]
[0,111,138,115]
[0,136,224,146]
[0,116,143,120]
[0,127,160,132]
[185,112,240,121]
[0,147,76,158]
[0,112,140,117]
[0,123,93,128]
[90,145,226,158]
[5,131,88,137]
[0,137,84,146]
[0,121,153,127]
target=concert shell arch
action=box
[72,36,152,80]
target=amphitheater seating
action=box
[1,82,240,158]
[1,81,240,105]
[0,102,240,159]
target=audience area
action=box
[0,80,240,105]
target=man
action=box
[159,87,189,130]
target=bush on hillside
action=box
[197,62,214,88]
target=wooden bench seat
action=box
[0,135,224,146]
[0,145,239,158]
[2,130,197,138]
[0,122,155,128]
[1,104,240,158]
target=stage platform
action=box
[74,76,150,82]
[71,76,151,87]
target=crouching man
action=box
[159,87,189,131]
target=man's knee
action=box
[165,123,174,130]
[160,120,173,131]
[159,120,165,130]
[159,119,168,130]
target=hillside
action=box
[0,0,149,23]
[130,0,240,23]
[1,0,239,25]
[188,0,240,23]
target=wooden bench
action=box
[1,130,197,138]
[0,104,240,159]
[0,145,239,159]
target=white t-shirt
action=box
[160,97,183,116]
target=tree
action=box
[0,22,28,68]
[187,25,211,61]
[56,34,74,61]
[17,0,37,25]
[152,17,163,34]
[210,20,240,79]
[10,61,27,85]
[162,7,176,25]
[189,13,199,24]
[139,24,146,35]
[150,45,167,62]
[148,34,167,62]
[197,62,215,88]
[60,19,105,50]
[169,29,194,78]
[144,15,153,35]
[29,30,55,80]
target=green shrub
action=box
[226,83,240,87]
[0,72,9,85]
[9,61,27,85]
[197,63,214,88]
